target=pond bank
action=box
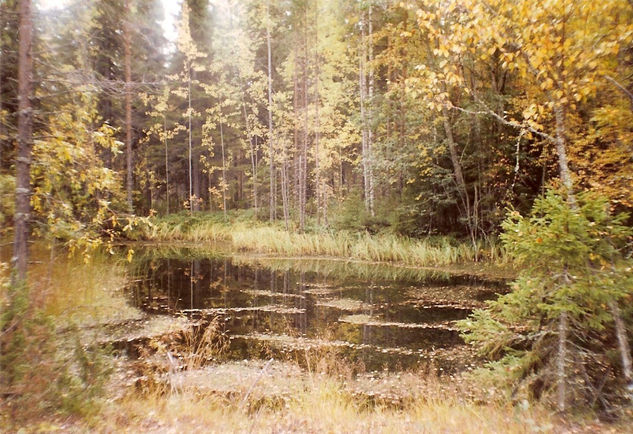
[135,213,507,268]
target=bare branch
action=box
[605,74,633,108]
[448,100,558,145]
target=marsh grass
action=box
[81,321,610,433]
[93,371,566,433]
[93,317,561,433]
[176,318,229,371]
[141,213,504,267]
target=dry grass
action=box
[83,376,570,433]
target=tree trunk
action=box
[125,0,133,212]
[367,0,375,216]
[220,120,227,219]
[193,147,200,211]
[293,55,300,215]
[557,309,568,412]
[553,104,574,194]
[12,0,33,282]
[281,150,289,230]
[243,101,258,213]
[164,115,169,214]
[300,12,309,232]
[399,4,408,191]
[608,300,633,386]
[441,103,477,252]
[188,68,193,213]
[314,3,322,225]
[359,6,369,214]
[553,103,572,413]
[266,0,276,221]
[207,169,212,211]
[441,105,466,197]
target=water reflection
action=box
[130,249,504,371]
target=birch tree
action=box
[174,2,206,212]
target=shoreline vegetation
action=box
[136,212,507,268]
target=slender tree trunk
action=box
[207,167,212,211]
[553,105,573,194]
[266,0,275,221]
[188,68,193,213]
[441,105,466,197]
[314,3,322,225]
[125,0,133,212]
[243,101,258,213]
[557,307,568,412]
[608,300,633,386]
[193,149,200,211]
[293,56,300,214]
[359,6,370,214]
[399,5,408,184]
[281,149,289,230]
[441,103,477,253]
[12,0,33,282]
[553,103,572,413]
[164,115,169,214]
[300,12,309,232]
[553,102,569,413]
[220,120,227,219]
[367,0,375,216]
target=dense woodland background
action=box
[2,0,631,242]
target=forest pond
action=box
[129,247,506,373]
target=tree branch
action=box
[605,74,633,108]
[447,100,558,145]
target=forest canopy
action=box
[1,0,632,242]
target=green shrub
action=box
[459,189,633,412]
[330,193,390,234]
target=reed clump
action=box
[141,213,495,267]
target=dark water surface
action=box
[129,247,506,372]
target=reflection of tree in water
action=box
[362,285,374,346]
[129,251,497,371]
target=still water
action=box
[130,247,505,372]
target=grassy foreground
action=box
[138,212,505,267]
[97,387,560,433]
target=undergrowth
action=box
[0,246,131,427]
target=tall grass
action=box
[141,214,496,267]
[93,372,565,433]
